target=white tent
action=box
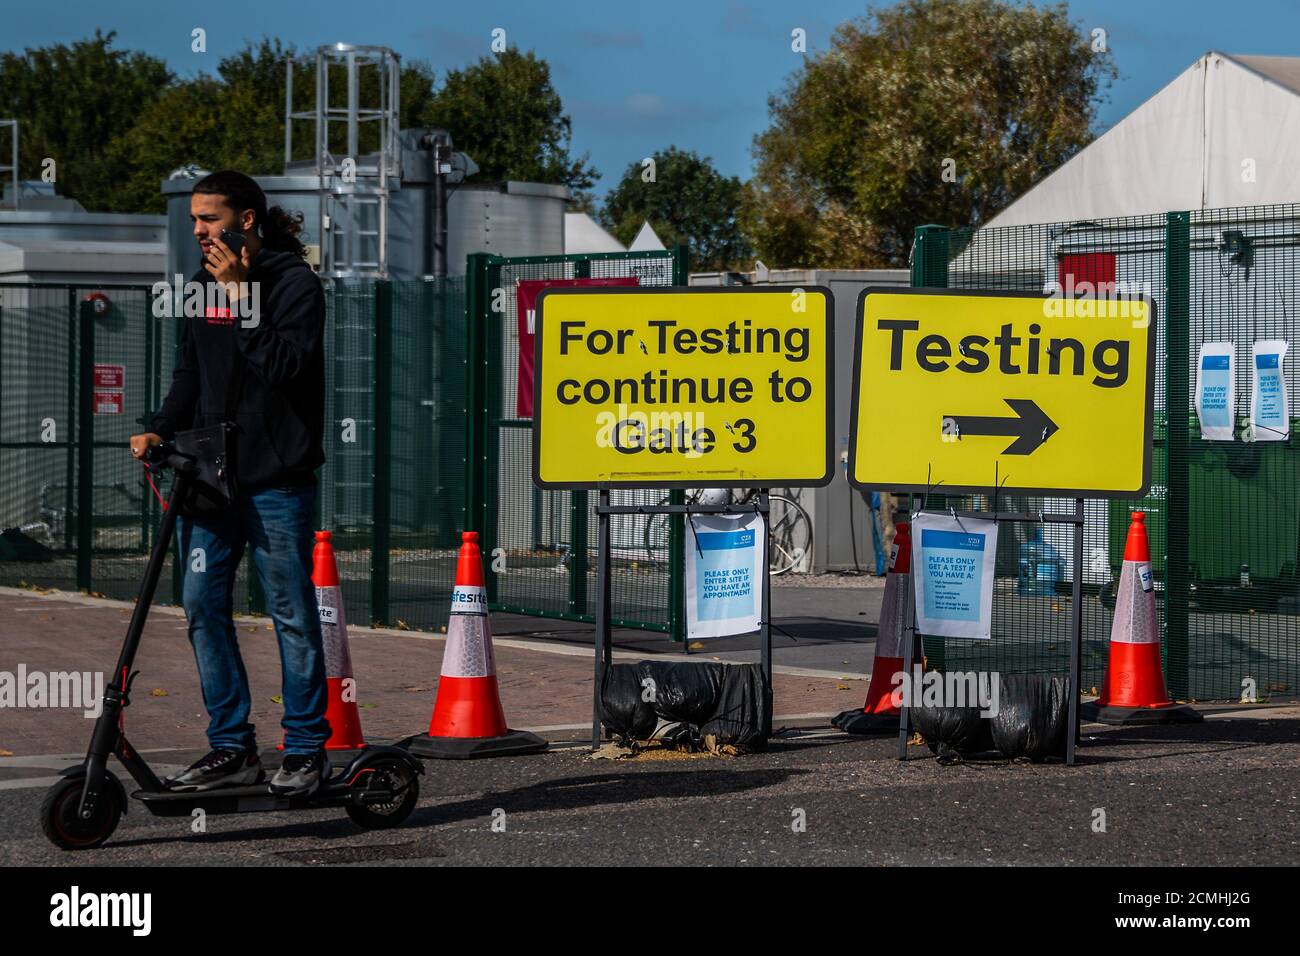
[628,220,666,251]
[563,211,624,254]
[984,52,1300,228]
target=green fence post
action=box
[141,300,154,554]
[911,225,951,670]
[484,267,504,606]
[568,492,589,617]
[667,244,690,643]
[473,255,493,543]
[464,254,491,555]
[568,259,591,617]
[371,280,393,626]
[65,289,78,554]
[911,224,951,288]
[76,298,95,592]
[481,259,503,604]
[1164,211,1191,699]
[440,278,467,550]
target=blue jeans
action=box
[178,485,330,755]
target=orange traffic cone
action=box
[833,521,913,734]
[407,532,547,759]
[279,531,366,751]
[1081,512,1201,725]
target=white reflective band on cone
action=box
[315,585,354,679]
[875,572,909,658]
[1111,560,1159,645]
[450,585,488,616]
[441,614,497,678]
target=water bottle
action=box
[1017,527,1063,596]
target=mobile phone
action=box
[218,228,246,258]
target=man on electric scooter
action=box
[129,170,331,796]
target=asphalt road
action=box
[3,579,1297,868]
[3,710,1297,866]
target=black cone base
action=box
[402,729,548,760]
[832,708,901,734]
[1079,701,1203,725]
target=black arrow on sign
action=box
[941,399,1059,455]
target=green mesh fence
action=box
[0,262,689,641]
[0,278,469,633]
[914,206,1300,701]
[1183,205,1300,701]
[474,248,687,636]
[0,284,179,603]
[289,278,471,631]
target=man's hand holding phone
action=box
[206,230,252,304]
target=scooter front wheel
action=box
[41,773,123,850]
[345,757,419,829]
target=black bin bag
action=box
[989,675,1068,762]
[700,663,770,751]
[638,661,722,727]
[599,661,769,752]
[912,704,995,764]
[599,663,657,742]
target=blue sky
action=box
[9,0,1300,198]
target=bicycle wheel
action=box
[642,497,673,566]
[766,495,812,575]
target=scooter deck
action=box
[131,777,387,816]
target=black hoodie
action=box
[149,248,326,492]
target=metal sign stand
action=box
[895,494,1086,766]
[590,490,773,751]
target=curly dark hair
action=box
[192,170,308,260]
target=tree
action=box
[3,33,590,213]
[103,40,439,213]
[0,30,173,212]
[103,76,265,214]
[601,147,750,271]
[743,0,1116,268]
[424,48,597,191]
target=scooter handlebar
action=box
[141,440,174,464]
[143,440,196,474]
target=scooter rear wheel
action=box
[41,773,123,850]
[345,757,418,829]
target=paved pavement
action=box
[2,582,1298,866]
[0,585,876,757]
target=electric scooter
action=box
[40,441,424,850]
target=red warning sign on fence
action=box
[515,277,638,418]
[93,364,125,389]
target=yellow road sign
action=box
[533,286,834,488]
[849,288,1155,497]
